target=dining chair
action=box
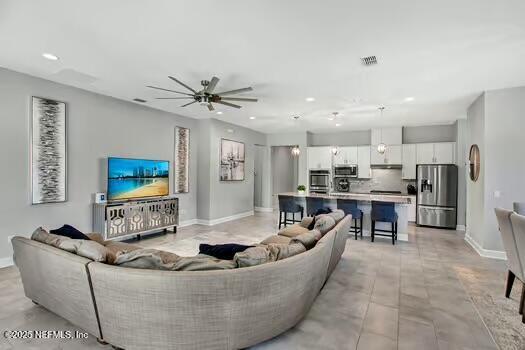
[495,208,525,322]
[510,212,525,323]
[277,195,303,229]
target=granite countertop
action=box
[279,192,412,204]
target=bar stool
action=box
[337,199,363,240]
[306,197,325,217]
[371,201,398,245]
[278,195,304,229]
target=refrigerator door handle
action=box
[418,205,455,211]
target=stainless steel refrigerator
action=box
[416,164,458,229]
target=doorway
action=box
[271,146,299,208]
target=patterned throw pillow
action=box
[313,215,336,235]
[234,246,271,267]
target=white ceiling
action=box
[1,0,524,133]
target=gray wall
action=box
[309,130,371,146]
[455,119,468,227]
[197,118,266,221]
[0,68,199,263]
[402,124,457,143]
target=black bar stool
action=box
[337,199,363,240]
[278,195,304,229]
[306,197,325,216]
[371,201,398,245]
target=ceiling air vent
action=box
[133,98,147,103]
[361,56,378,66]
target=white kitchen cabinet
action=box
[371,127,402,145]
[307,147,332,169]
[434,142,455,164]
[333,146,358,165]
[357,146,371,178]
[402,144,417,179]
[371,144,402,165]
[416,143,435,164]
[416,142,456,164]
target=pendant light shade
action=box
[331,146,339,155]
[291,145,300,157]
[377,107,387,154]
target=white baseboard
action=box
[464,233,507,260]
[178,219,198,227]
[456,225,466,231]
[0,256,13,268]
[254,207,273,213]
[196,211,254,226]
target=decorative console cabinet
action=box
[93,196,179,240]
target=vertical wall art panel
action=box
[220,138,245,181]
[31,97,67,204]
[174,126,190,193]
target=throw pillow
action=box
[291,229,322,250]
[299,217,314,228]
[267,242,306,260]
[31,227,70,248]
[277,224,309,238]
[260,235,292,245]
[199,243,254,260]
[104,241,141,264]
[314,207,332,216]
[50,224,91,240]
[313,215,336,235]
[86,233,105,245]
[327,209,345,223]
[58,240,107,262]
[234,246,271,267]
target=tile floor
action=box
[0,212,520,349]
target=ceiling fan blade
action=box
[180,100,198,108]
[215,100,242,109]
[220,97,258,102]
[155,97,194,100]
[207,103,215,111]
[146,85,194,96]
[205,76,220,94]
[216,87,253,96]
[168,76,197,94]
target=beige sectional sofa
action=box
[12,214,351,350]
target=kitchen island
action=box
[278,192,413,241]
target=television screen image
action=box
[107,158,169,200]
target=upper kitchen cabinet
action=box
[333,146,358,165]
[357,145,371,178]
[307,147,332,169]
[416,142,456,164]
[371,144,402,165]
[402,144,417,179]
[371,127,402,145]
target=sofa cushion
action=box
[291,229,322,250]
[58,239,107,262]
[234,246,271,267]
[278,224,309,238]
[267,242,306,260]
[260,235,292,245]
[313,215,336,235]
[50,224,91,240]
[31,227,71,248]
[327,209,345,223]
[103,241,141,265]
[199,243,254,260]
[115,249,237,271]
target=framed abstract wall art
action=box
[31,97,67,204]
[174,126,190,193]
[220,138,245,181]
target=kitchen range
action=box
[333,165,357,193]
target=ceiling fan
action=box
[146,76,258,111]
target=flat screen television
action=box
[107,157,169,201]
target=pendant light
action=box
[291,145,300,157]
[377,107,386,154]
[331,146,339,155]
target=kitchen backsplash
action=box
[349,168,416,193]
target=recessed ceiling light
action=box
[227,128,234,133]
[42,53,59,61]
[305,97,315,102]
[216,111,223,115]
[249,116,256,120]
[404,97,415,102]
[335,123,342,127]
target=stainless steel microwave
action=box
[309,170,330,193]
[334,165,358,177]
